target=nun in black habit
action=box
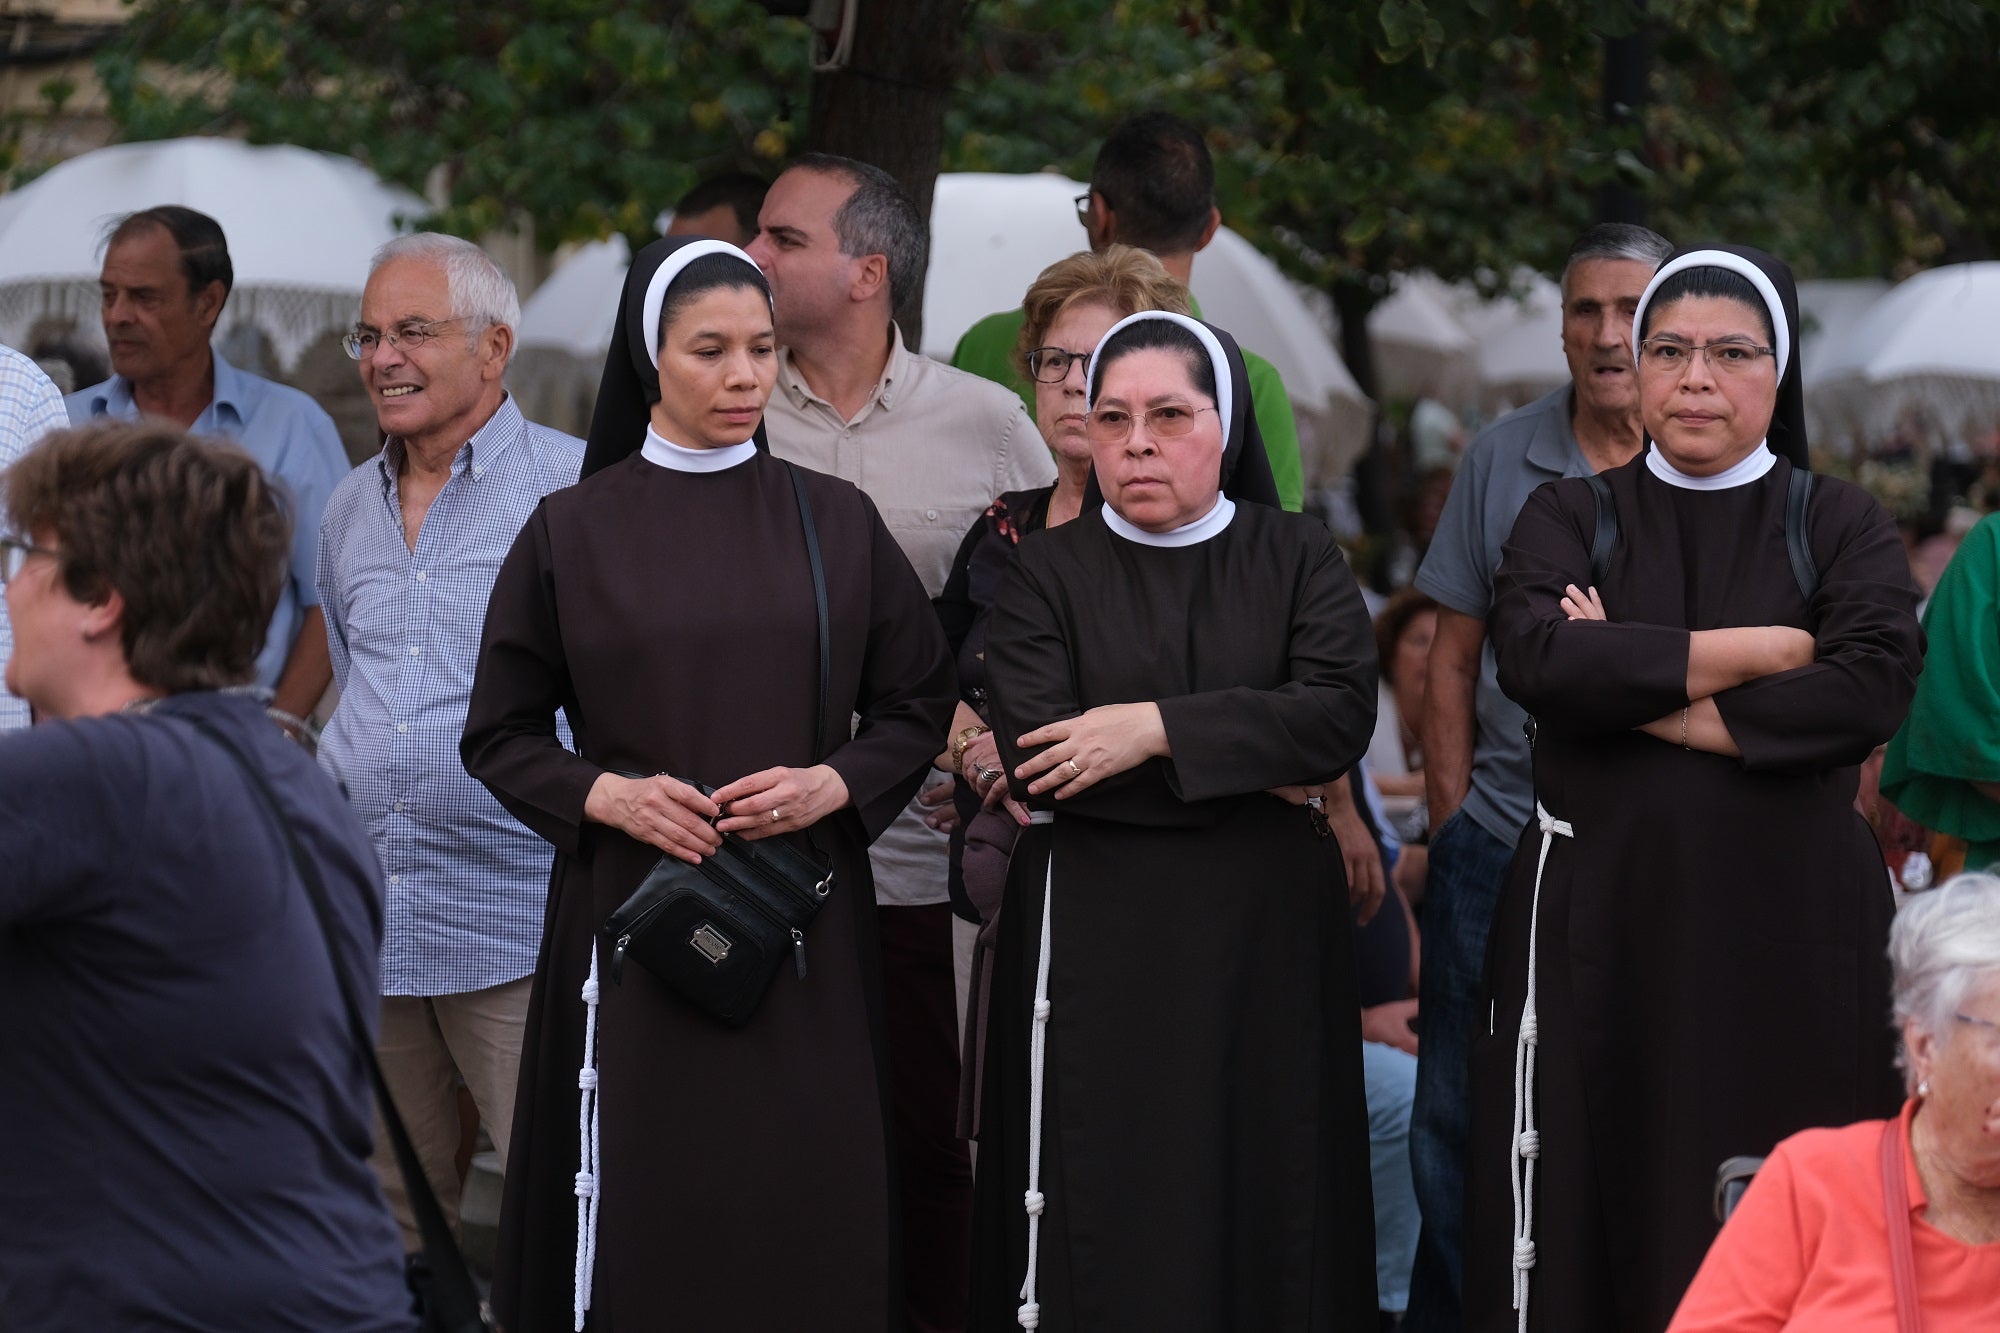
[968,311,1381,1331]
[1463,247,1923,1333]
[462,236,955,1331]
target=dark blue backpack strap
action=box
[1786,468,1818,606]
[1584,471,1617,590]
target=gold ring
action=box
[770,807,782,822]
[1065,759,1081,778]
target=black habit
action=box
[969,313,1381,1331]
[1465,451,1922,1331]
[463,233,955,1332]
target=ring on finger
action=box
[1065,758,1081,779]
[770,807,782,823]
[977,765,1002,785]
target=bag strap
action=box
[1584,471,1617,590]
[1787,467,1819,606]
[1880,1116,1925,1333]
[783,460,831,766]
[1585,467,1817,605]
[178,713,488,1333]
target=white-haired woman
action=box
[1669,873,2000,1331]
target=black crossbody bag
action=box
[599,461,837,1028]
[180,713,490,1333]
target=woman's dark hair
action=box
[1639,266,1775,344]
[2,421,290,693]
[656,252,773,351]
[1374,587,1439,687]
[1089,318,1217,406]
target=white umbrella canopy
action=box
[1365,273,1477,402]
[0,137,427,371]
[1447,270,1568,410]
[923,171,1372,485]
[517,235,630,358]
[1808,264,2000,451]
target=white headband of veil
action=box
[1086,310,1234,446]
[638,239,768,368]
[1631,248,1791,379]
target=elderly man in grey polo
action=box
[316,233,582,1251]
[747,152,1054,1333]
[1402,222,1673,1333]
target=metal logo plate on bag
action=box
[690,922,733,965]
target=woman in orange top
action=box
[1668,872,2000,1331]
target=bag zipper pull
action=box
[611,933,630,985]
[792,928,808,980]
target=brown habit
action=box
[1465,455,1923,1332]
[462,451,955,1331]
[968,502,1382,1331]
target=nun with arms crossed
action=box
[1463,246,1924,1333]
[969,310,1381,1332]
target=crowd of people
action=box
[2,109,1999,1333]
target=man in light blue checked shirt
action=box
[317,233,581,1251]
[67,207,350,725]
[0,345,70,732]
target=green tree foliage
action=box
[92,0,809,246]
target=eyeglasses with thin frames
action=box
[1026,346,1094,384]
[1637,337,1777,376]
[341,317,470,360]
[0,536,60,584]
[1083,404,1219,447]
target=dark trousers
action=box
[880,902,973,1333]
[1403,811,1517,1333]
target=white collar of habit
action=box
[640,424,757,473]
[1645,440,1776,491]
[1101,494,1237,547]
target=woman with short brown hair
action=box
[0,420,412,1330]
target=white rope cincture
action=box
[573,943,603,1332]
[1511,802,1572,1333]
[1019,811,1056,1329]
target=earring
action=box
[1918,1079,1931,1099]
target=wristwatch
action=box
[950,723,991,768]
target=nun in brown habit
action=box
[1464,245,1923,1332]
[463,236,955,1331]
[968,311,1382,1331]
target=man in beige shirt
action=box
[748,152,1053,1333]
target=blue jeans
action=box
[1402,809,1518,1333]
[1363,1040,1420,1314]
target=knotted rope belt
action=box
[1509,802,1572,1333]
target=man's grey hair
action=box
[789,152,928,311]
[1890,871,2000,1088]
[369,233,522,362]
[1559,222,1674,296]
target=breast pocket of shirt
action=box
[879,503,987,599]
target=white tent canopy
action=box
[1807,265,2000,451]
[0,137,427,371]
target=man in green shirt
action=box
[949,112,1306,512]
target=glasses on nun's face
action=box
[341,317,469,360]
[1084,403,1219,447]
[1027,346,1094,384]
[1638,336,1776,377]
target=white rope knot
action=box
[577,1068,598,1090]
[1019,862,1056,1331]
[574,944,605,1333]
[580,976,599,1004]
[1510,801,1573,1333]
[574,1171,597,1199]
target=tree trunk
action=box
[806,0,968,350]
[1331,279,1394,541]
